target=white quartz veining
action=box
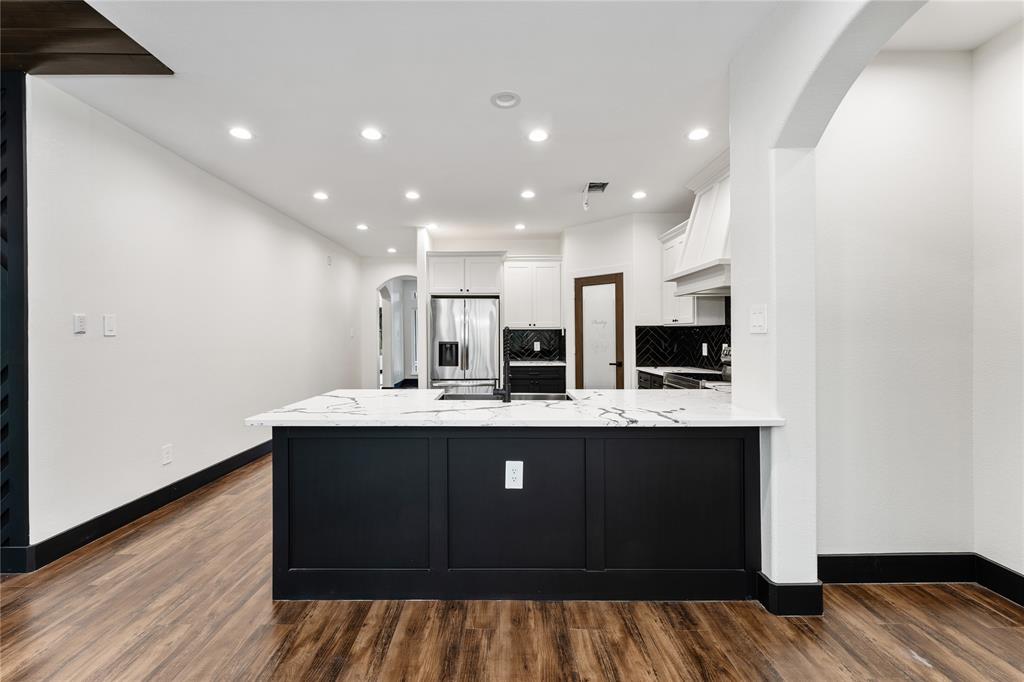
[246,389,781,428]
[509,360,567,367]
[637,366,721,377]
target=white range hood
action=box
[666,151,731,296]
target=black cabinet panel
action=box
[288,437,429,569]
[604,437,745,569]
[448,437,586,568]
[509,366,566,393]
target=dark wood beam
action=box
[1,0,172,75]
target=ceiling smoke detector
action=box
[582,181,609,211]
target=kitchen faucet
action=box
[493,326,512,402]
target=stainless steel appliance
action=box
[430,297,500,394]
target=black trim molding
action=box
[819,553,1024,608]
[756,571,824,616]
[0,440,271,573]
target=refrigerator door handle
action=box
[461,343,468,370]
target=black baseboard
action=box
[0,440,271,573]
[819,552,1024,608]
[756,571,823,616]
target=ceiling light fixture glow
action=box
[520,189,536,199]
[405,190,420,200]
[313,191,329,201]
[356,223,369,231]
[490,91,521,109]
[387,247,397,254]
[229,126,253,140]
[687,127,710,141]
[527,128,549,143]
[632,190,647,200]
[361,127,384,141]
[514,223,526,231]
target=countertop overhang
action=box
[245,389,784,428]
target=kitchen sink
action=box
[437,393,572,401]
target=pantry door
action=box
[574,273,624,389]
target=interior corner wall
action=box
[25,77,361,544]
[816,51,975,555]
[972,21,1024,573]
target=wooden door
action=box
[574,273,624,389]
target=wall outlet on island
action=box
[161,444,173,466]
[505,460,523,489]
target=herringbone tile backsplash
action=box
[636,325,730,369]
[508,328,565,361]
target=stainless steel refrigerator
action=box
[430,297,500,394]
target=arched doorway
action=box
[377,276,418,389]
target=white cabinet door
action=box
[503,263,533,327]
[428,257,465,294]
[464,257,502,294]
[532,262,561,327]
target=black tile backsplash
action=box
[508,328,565,361]
[636,325,731,369]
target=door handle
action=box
[461,345,468,370]
[608,361,623,367]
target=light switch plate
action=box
[72,313,87,335]
[102,313,117,337]
[505,460,523,489]
[161,444,173,466]
[749,304,769,334]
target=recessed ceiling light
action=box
[229,126,252,140]
[425,223,438,230]
[387,247,397,254]
[687,127,710,141]
[527,128,549,143]
[361,127,384,141]
[356,223,369,231]
[313,191,329,201]
[490,91,521,109]
[405,190,420,200]
[632,190,647,200]
[520,189,536,199]
[514,223,526,231]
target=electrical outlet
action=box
[505,460,523,489]
[161,444,173,466]
[533,341,541,352]
[702,343,708,356]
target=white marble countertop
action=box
[637,366,722,377]
[509,360,567,367]
[245,389,782,428]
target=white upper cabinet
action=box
[503,263,533,326]
[503,260,562,328]
[464,257,502,294]
[428,255,502,294]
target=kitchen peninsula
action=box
[247,389,782,601]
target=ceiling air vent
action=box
[582,181,608,211]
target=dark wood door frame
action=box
[574,273,624,389]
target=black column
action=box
[1,70,30,571]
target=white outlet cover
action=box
[505,460,523,489]
[161,444,173,465]
[533,341,541,352]
[749,304,769,334]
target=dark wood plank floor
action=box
[2,456,1022,681]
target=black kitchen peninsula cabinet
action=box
[272,426,760,601]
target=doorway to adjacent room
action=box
[574,273,624,389]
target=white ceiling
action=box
[886,0,1023,51]
[43,1,773,257]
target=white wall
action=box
[562,213,683,389]
[972,22,1024,573]
[26,78,361,543]
[359,261,417,389]
[430,236,561,256]
[816,51,975,555]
